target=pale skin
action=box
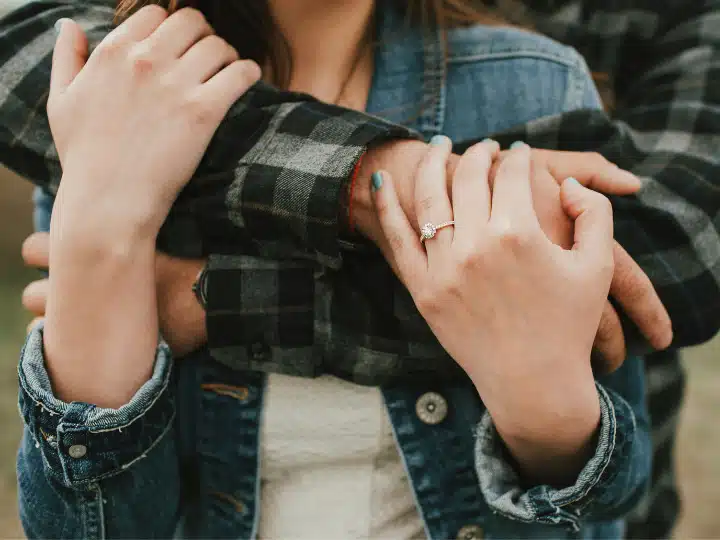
[22,0,671,484]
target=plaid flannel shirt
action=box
[1,0,719,385]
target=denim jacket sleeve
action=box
[474,356,650,531]
[17,325,180,539]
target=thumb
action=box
[560,177,614,266]
[50,18,88,97]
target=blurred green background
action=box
[0,166,718,538]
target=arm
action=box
[0,0,419,266]
[490,0,720,348]
[372,141,650,527]
[18,328,181,539]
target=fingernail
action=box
[54,18,66,34]
[481,138,495,144]
[624,170,642,186]
[565,177,580,186]
[510,141,526,149]
[371,171,383,192]
[430,135,450,146]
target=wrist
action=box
[354,139,428,240]
[55,172,168,242]
[486,377,601,486]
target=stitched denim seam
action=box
[61,409,176,487]
[447,50,581,68]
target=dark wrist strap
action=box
[192,266,208,310]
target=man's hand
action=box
[22,232,207,357]
[357,141,673,372]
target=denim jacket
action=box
[18,6,650,539]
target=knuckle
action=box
[456,245,487,273]
[416,195,435,214]
[233,60,260,84]
[589,151,609,166]
[491,224,531,252]
[179,6,207,27]
[386,231,405,254]
[128,46,156,77]
[138,4,168,20]
[613,266,647,302]
[414,287,440,315]
[93,36,126,61]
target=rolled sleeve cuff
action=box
[475,383,645,530]
[232,97,420,268]
[18,325,175,488]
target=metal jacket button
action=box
[456,524,483,540]
[68,444,87,459]
[415,392,448,425]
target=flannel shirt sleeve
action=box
[0,1,419,269]
[483,0,720,349]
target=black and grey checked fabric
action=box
[1,2,718,534]
[2,0,719,376]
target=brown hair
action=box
[115,0,509,89]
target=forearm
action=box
[44,187,159,408]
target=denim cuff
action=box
[18,325,175,488]
[475,383,643,531]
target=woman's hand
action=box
[358,142,671,372]
[49,6,260,237]
[371,138,613,484]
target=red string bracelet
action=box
[347,153,365,234]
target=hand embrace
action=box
[360,142,672,371]
[371,139,612,480]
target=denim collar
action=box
[366,0,446,138]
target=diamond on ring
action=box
[420,220,455,242]
[420,223,437,241]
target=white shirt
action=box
[259,374,426,539]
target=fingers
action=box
[610,243,673,350]
[143,8,213,60]
[592,301,627,374]
[371,171,426,288]
[199,59,261,112]
[414,136,454,260]
[538,149,641,195]
[21,232,50,269]
[177,34,240,83]
[50,19,89,96]
[22,279,49,317]
[115,4,168,42]
[27,317,44,335]
[560,177,613,268]
[490,143,539,231]
[451,139,497,245]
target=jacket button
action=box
[415,392,448,425]
[249,341,270,362]
[456,524,483,540]
[68,444,87,459]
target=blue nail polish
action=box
[371,171,383,192]
[54,19,65,34]
[481,138,496,144]
[430,135,450,146]
[565,177,579,186]
[510,141,526,149]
